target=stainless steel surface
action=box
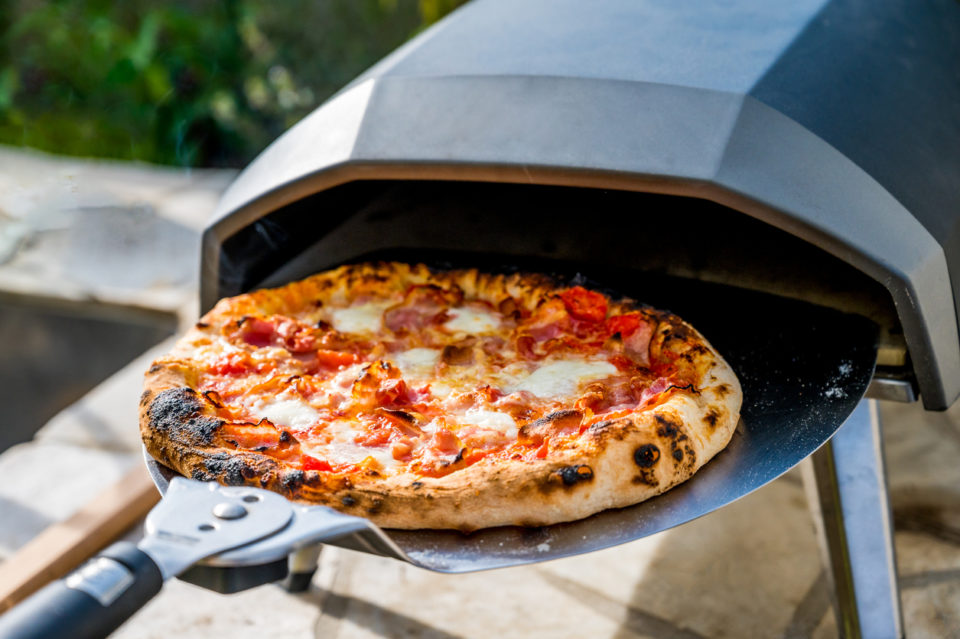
[865,377,917,403]
[803,400,903,639]
[65,557,135,606]
[213,502,248,520]
[138,478,293,579]
[143,453,410,569]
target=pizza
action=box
[140,262,741,531]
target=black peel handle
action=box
[0,542,163,639]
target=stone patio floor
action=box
[0,147,958,638]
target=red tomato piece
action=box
[391,438,414,461]
[355,426,392,447]
[301,455,332,472]
[315,349,359,369]
[429,429,462,455]
[376,378,410,406]
[609,354,638,372]
[605,313,642,338]
[210,352,254,376]
[559,286,608,323]
[220,421,280,449]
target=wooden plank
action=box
[0,463,160,612]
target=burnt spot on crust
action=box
[139,390,153,407]
[148,388,223,445]
[654,413,697,472]
[662,317,694,341]
[148,364,163,374]
[704,408,720,429]
[537,463,594,494]
[714,384,731,398]
[204,453,252,486]
[195,321,210,329]
[634,443,661,468]
[559,464,594,486]
[279,430,292,444]
[655,414,684,440]
[411,481,424,490]
[632,469,658,486]
[367,497,385,515]
[678,344,710,363]
[341,495,357,507]
[281,470,305,490]
[589,420,616,433]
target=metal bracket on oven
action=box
[803,399,903,639]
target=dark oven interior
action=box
[214,180,905,376]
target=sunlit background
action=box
[0,0,466,450]
[0,0,466,167]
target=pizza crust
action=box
[140,263,742,531]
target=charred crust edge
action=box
[148,387,222,446]
[634,443,661,468]
[203,452,253,486]
[558,464,594,486]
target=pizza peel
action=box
[0,283,878,639]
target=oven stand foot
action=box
[282,545,323,593]
[802,399,903,639]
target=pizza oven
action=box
[3,2,951,638]
[203,0,960,416]
[191,2,960,635]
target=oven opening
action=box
[218,179,905,374]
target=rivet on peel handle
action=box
[213,502,247,520]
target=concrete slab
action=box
[0,441,137,559]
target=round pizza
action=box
[140,262,741,531]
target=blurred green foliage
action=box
[0,0,467,167]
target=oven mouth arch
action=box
[205,175,911,393]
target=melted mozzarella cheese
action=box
[303,420,400,471]
[443,306,500,334]
[429,381,454,399]
[509,358,618,399]
[329,301,393,333]
[389,348,440,380]
[330,363,365,389]
[460,408,518,439]
[248,395,320,430]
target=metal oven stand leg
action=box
[802,399,904,639]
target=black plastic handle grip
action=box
[0,542,163,639]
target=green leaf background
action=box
[0,0,467,166]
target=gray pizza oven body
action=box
[202,0,960,411]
